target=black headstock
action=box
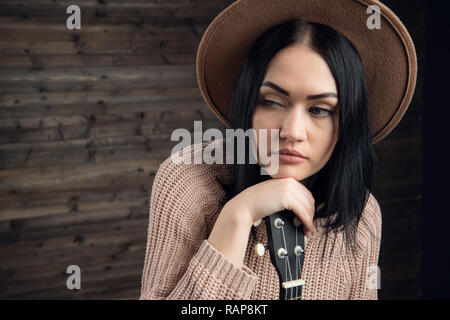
[264,210,307,300]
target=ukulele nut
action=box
[274,218,284,229]
[277,247,288,258]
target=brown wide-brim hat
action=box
[196,0,418,144]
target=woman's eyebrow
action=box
[261,81,338,100]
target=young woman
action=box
[139,0,417,300]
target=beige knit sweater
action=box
[139,140,382,300]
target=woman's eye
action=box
[310,106,335,116]
[259,99,335,116]
[260,98,281,108]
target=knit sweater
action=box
[139,140,382,300]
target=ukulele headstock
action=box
[264,210,307,300]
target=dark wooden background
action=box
[0,0,424,299]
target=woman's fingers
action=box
[290,196,316,237]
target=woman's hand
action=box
[232,177,316,237]
[207,177,316,268]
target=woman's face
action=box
[252,45,340,185]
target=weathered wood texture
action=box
[0,0,424,299]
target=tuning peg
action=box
[294,245,304,256]
[254,243,268,256]
[277,247,288,258]
[253,219,262,227]
[274,218,284,229]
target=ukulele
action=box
[254,210,308,300]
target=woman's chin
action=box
[263,166,308,181]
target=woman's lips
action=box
[273,152,307,164]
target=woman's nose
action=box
[280,108,307,141]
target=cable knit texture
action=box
[139,140,382,300]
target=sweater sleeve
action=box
[139,150,258,300]
[349,193,382,300]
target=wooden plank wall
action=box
[0,0,423,299]
[0,0,232,300]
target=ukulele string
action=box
[295,225,299,299]
[296,255,302,299]
[285,256,288,300]
[280,225,293,300]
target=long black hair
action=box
[216,19,378,263]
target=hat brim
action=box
[196,0,418,144]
